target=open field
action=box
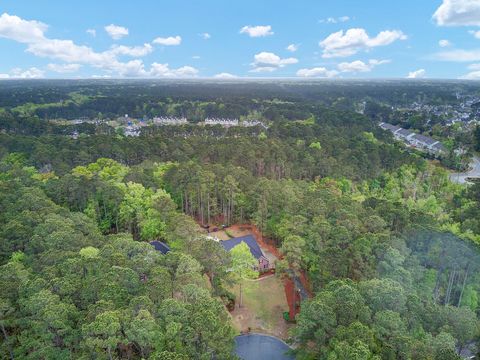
[229,275,291,339]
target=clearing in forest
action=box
[229,275,291,339]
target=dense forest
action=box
[1,81,480,359]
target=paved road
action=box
[450,156,480,184]
[235,334,294,360]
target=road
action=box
[450,156,480,185]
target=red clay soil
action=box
[197,221,312,320]
[228,224,312,320]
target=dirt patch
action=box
[207,229,230,241]
[203,222,312,326]
[229,276,291,339]
[228,224,312,321]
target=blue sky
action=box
[0,0,480,79]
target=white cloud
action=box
[104,24,128,40]
[461,63,480,78]
[250,51,298,72]
[91,74,111,79]
[0,13,47,43]
[0,14,115,65]
[0,13,197,78]
[108,43,153,57]
[319,16,350,24]
[11,67,45,78]
[86,28,96,37]
[286,44,298,52]
[433,49,480,61]
[296,67,338,78]
[214,72,238,79]
[337,59,390,73]
[439,39,452,47]
[461,70,480,79]
[192,55,200,59]
[153,35,181,46]
[199,32,211,39]
[26,38,114,64]
[407,69,426,78]
[240,25,273,38]
[149,63,198,77]
[47,63,81,73]
[469,30,480,38]
[433,0,480,26]
[319,28,407,58]
[0,73,9,79]
[468,63,480,70]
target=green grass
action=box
[231,276,288,334]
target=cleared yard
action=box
[208,225,251,241]
[229,275,291,339]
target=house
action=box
[379,122,401,133]
[153,117,188,126]
[204,118,239,127]
[379,122,446,156]
[124,125,140,137]
[150,241,171,255]
[410,134,446,155]
[221,235,270,271]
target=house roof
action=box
[413,134,438,146]
[432,142,447,152]
[397,128,415,138]
[150,241,171,255]
[221,235,264,260]
[380,122,401,133]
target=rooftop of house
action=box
[432,142,447,152]
[413,134,439,146]
[397,128,415,137]
[150,241,171,255]
[221,235,264,260]
[380,122,401,132]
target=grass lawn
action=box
[229,275,291,339]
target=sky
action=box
[1,0,480,79]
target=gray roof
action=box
[413,134,439,146]
[432,142,447,152]
[150,241,171,254]
[221,235,264,260]
[397,128,415,137]
[380,122,401,132]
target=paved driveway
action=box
[235,334,294,360]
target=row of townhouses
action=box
[379,122,446,155]
[204,118,239,127]
[152,117,188,125]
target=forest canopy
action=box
[0,81,479,359]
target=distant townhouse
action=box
[379,122,401,133]
[241,120,268,129]
[153,117,188,126]
[204,118,239,127]
[124,125,141,137]
[379,122,446,156]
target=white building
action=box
[241,120,268,128]
[153,117,188,126]
[124,125,140,137]
[204,118,239,127]
[379,122,446,155]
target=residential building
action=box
[153,117,188,126]
[221,235,270,271]
[150,241,171,255]
[204,118,239,127]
